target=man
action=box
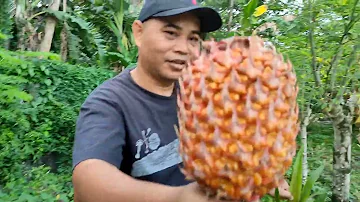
[72,1,293,201]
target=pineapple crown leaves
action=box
[289,145,326,202]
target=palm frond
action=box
[0,0,15,47]
[43,9,107,66]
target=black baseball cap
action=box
[138,0,223,33]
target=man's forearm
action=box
[72,159,182,202]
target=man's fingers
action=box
[279,179,290,190]
[278,189,293,200]
[269,188,293,200]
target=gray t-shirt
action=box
[72,67,191,186]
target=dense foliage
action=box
[0,0,359,201]
[0,49,114,201]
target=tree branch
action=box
[341,44,359,87]
[326,0,360,90]
[334,44,359,104]
[308,0,321,87]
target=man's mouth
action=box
[167,59,187,70]
[168,59,186,65]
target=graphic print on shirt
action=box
[131,128,183,177]
[135,128,161,159]
[135,128,160,159]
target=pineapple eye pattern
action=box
[176,36,300,201]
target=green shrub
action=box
[0,165,73,202]
[0,48,115,200]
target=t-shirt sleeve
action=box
[72,85,126,170]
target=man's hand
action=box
[269,179,293,200]
[177,182,239,202]
[178,180,293,202]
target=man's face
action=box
[133,12,202,83]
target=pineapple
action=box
[175,36,300,201]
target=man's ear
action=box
[132,20,143,48]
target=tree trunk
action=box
[228,0,234,32]
[60,0,68,61]
[332,119,351,202]
[60,24,68,61]
[38,0,61,52]
[326,102,354,202]
[301,105,312,184]
[355,93,360,144]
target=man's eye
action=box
[165,31,176,36]
[189,37,200,44]
[190,37,199,42]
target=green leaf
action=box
[313,192,328,202]
[59,194,70,202]
[1,88,33,102]
[28,67,35,77]
[17,193,37,202]
[244,0,259,19]
[113,0,129,13]
[40,192,53,200]
[300,163,325,202]
[0,33,9,40]
[48,93,54,100]
[241,0,259,33]
[44,79,52,86]
[289,146,304,202]
[21,63,27,69]
[31,97,43,107]
[275,188,280,202]
[354,71,360,79]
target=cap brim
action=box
[152,6,222,33]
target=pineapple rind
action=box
[176,36,300,202]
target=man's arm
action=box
[72,85,184,202]
[72,159,182,202]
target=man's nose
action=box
[174,38,190,55]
